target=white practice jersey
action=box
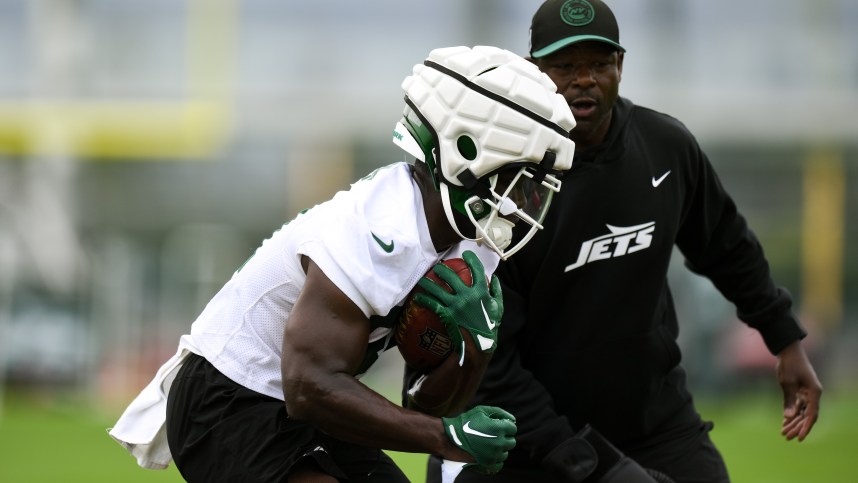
[185,161,499,399]
[108,162,499,469]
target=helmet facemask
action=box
[458,163,562,258]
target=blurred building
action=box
[0,0,855,402]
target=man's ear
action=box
[616,52,624,81]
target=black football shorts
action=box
[166,352,409,482]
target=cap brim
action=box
[531,35,625,58]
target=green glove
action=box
[413,250,503,363]
[442,405,517,474]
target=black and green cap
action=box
[530,0,625,58]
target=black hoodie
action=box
[467,97,806,465]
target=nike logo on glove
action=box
[476,334,494,351]
[481,301,495,330]
[463,421,497,438]
[448,425,463,446]
[477,301,496,351]
[651,170,671,187]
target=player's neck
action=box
[412,163,461,253]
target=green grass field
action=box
[1,388,855,482]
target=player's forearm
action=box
[284,370,472,460]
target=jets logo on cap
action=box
[561,0,595,27]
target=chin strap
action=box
[477,216,514,253]
[439,183,473,243]
[440,182,517,258]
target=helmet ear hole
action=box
[456,135,478,161]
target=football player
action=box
[108,45,575,482]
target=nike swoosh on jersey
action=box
[463,421,497,438]
[651,170,671,187]
[371,232,395,253]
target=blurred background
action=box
[0,0,855,481]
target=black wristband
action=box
[543,425,662,483]
[542,434,599,482]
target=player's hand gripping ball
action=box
[395,258,472,372]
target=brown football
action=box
[395,258,473,372]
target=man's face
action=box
[534,42,623,147]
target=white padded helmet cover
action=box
[401,45,575,187]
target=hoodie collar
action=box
[573,97,632,164]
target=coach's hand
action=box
[777,340,822,442]
[442,405,517,474]
[414,250,503,361]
